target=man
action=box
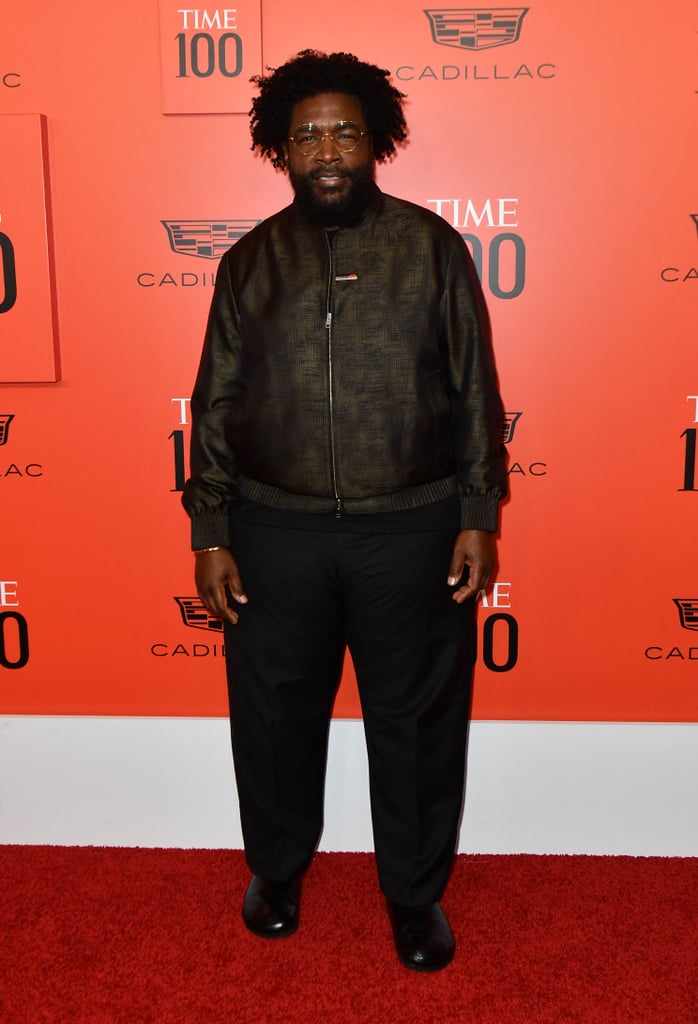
[182,50,507,972]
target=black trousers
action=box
[223,519,476,906]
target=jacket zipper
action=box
[324,232,343,518]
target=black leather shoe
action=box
[242,875,301,938]
[387,900,455,972]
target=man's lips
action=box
[312,171,348,182]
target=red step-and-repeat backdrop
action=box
[1,0,696,720]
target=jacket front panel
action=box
[228,197,464,498]
[183,191,507,547]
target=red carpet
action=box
[1,848,696,1023]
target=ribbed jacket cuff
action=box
[190,513,230,551]
[459,494,500,533]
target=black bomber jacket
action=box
[182,188,508,550]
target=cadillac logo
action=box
[0,413,14,446]
[673,599,698,632]
[502,411,522,444]
[424,8,529,50]
[174,596,224,632]
[162,220,260,260]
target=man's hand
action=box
[194,548,248,625]
[447,530,497,603]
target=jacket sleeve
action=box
[181,253,243,550]
[441,233,508,532]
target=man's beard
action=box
[289,164,376,228]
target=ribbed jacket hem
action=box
[237,474,459,515]
[189,478,501,548]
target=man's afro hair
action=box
[249,50,408,169]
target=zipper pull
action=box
[325,312,332,329]
[335,497,343,519]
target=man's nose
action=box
[316,135,341,161]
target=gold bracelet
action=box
[194,546,222,553]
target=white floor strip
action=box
[0,717,696,855]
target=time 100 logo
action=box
[0,231,17,313]
[0,583,29,670]
[174,9,243,78]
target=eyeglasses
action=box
[289,121,367,156]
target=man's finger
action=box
[205,587,240,624]
[447,563,464,586]
[227,575,248,605]
[453,568,494,601]
[452,583,475,603]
